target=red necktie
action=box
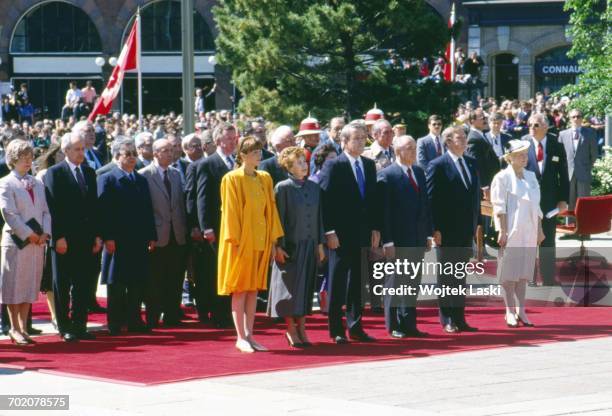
[536,142,544,162]
[407,168,419,193]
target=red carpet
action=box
[1,299,611,386]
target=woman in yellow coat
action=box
[218,136,284,353]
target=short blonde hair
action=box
[5,139,34,169]
[278,146,305,171]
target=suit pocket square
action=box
[552,156,559,162]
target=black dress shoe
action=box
[88,304,107,313]
[108,327,121,336]
[27,327,43,335]
[457,323,478,332]
[349,331,376,342]
[404,329,428,338]
[128,325,152,334]
[443,324,459,333]
[1,326,9,336]
[390,330,407,339]
[61,333,78,342]
[75,331,96,340]
[333,336,349,344]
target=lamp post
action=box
[181,0,195,135]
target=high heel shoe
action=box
[22,333,36,345]
[296,331,312,347]
[8,330,30,346]
[516,315,535,327]
[235,339,255,353]
[285,332,304,348]
[505,314,519,328]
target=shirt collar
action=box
[396,159,413,174]
[216,147,233,160]
[344,151,361,166]
[65,159,81,171]
[119,168,134,178]
[447,150,462,163]
[153,160,168,176]
[533,136,546,148]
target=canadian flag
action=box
[443,3,456,82]
[88,20,138,121]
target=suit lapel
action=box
[150,166,170,200]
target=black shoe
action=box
[27,327,43,335]
[88,304,107,313]
[404,329,428,338]
[348,330,376,343]
[61,332,78,342]
[75,331,96,340]
[390,330,407,339]
[128,325,152,334]
[108,327,121,336]
[457,323,478,332]
[443,324,459,333]
[333,336,349,344]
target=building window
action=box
[138,1,214,52]
[11,2,102,53]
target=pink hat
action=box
[365,104,385,125]
[296,114,322,137]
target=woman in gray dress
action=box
[0,139,51,345]
[269,147,325,347]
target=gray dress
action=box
[268,177,324,318]
[0,172,51,304]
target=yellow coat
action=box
[217,167,284,295]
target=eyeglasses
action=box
[529,123,540,128]
[187,144,202,150]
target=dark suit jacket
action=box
[98,167,157,284]
[85,147,105,171]
[261,147,275,161]
[378,163,431,247]
[186,152,229,234]
[426,152,480,246]
[492,132,513,169]
[43,161,99,247]
[319,153,380,251]
[416,134,444,170]
[523,134,570,214]
[466,128,499,187]
[258,155,287,186]
[1,103,17,122]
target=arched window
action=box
[11,1,102,53]
[137,0,215,52]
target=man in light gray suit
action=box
[139,139,188,328]
[558,109,598,212]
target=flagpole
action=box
[137,7,143,132]
[450,3,456,82]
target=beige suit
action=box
[139,163,187,247]
[0,172,51,303]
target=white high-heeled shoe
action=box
[505,313,519,328]
[236,339,255,353]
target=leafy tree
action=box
[558,0,611,117]
[214,0,454,131]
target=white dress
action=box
[490,166,543,282]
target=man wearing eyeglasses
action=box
[522,114,569,286]
[98,138,157,335]
[558,109,598,214]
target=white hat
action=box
[504,139,530,156]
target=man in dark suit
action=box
[135,132,154,170]
[258,125,295,186]
[523,114,569,286]
[378,136,432,338]
[73,120,105,171]
[98,138,157,335]
[167,134,189,186]
[466,109,499,189]
[185,122,237,327]
[139,139,187,328]
[487,112,513,169]
[44,131,101,342]
[416,115,444,170]
[426,126,481,333]
[319,121,380,344]
[1,95,18,123]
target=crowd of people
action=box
[0,84,603,351]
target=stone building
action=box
[0,0,576,118]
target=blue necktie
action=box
[354,160,365,198]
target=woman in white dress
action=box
[491,140,545,328]
[0,140,51,345]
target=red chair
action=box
[557,195,612,305]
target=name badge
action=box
[552,156,559,162]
